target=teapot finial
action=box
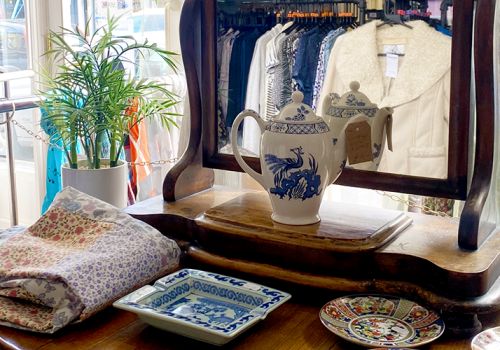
[291,91,304,104]
[349,81,360,92]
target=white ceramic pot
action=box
[322,81,393,171]
[231,91,359,225]
[62,159,128,208]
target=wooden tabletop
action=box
[0,296,497,350]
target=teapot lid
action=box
[277,91,321,123]
[267,91,329,135]
[327,81,379,118]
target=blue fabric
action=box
[292,27,325,105]
[435,25,452,37]
[40,109,64,214]
[312,28,346,110]
[226,28,261,127]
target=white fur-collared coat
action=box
[319,20,452,178]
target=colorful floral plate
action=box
[319,295,444,348]
[113,269,291,345]
[471,326,500,350]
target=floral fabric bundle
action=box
[0,187,180,333]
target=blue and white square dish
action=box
[113,269,291,345]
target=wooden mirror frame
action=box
[165,0,497,250]
[199,0,473,200]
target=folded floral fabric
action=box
[0,187,181,333]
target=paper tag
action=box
[385,53,399,78]
[345,121,373,165]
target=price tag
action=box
[345,121,373,165]
[385,53,399,78]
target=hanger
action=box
[377,13,413,29]
[377,47,405,57]
[440,0,453,28]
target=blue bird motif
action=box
[264,146,304,188]
[265,147,321,201]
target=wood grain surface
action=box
[128,188,500,299]
[0,297,497,350]
[200,192,412,251]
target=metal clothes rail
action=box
[0,97,40,226]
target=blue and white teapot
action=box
[322,81,393,171]
[231,91,364,225]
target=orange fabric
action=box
[127,98,152,185]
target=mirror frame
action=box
[199,0,473,200]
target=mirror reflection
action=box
[216,0,453,179]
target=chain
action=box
[375,190,453,218]
[11,118,66,151]
[128,159,178,166]
[9,117,178,166]
[6,115,457,213]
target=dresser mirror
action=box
[201,0,472,199]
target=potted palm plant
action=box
[39,15,178,208]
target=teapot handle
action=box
[231,110,267,188]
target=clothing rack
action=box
[219,0,367,26]
[274,0,366,25]
[218,10,276,29]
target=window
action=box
[0,0,28,71]
[68,0,173,79]
[0,0,42,229]
[61,0,185,204]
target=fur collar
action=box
[334,20,451,107]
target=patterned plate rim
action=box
[318,294,445,348]
[114,269,291,337]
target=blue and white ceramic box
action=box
[113,269,291,345]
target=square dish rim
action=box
[113,268,291,339]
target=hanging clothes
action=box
[274,27,305,110]
[136,74,186,201]
[242,23,283,154]
[319,20,451,178]
[226,28,262,129]
[312,27,346,110]
[40,109,64,214]
[263,21,294,120]
[217,28,233,149]
[292,26,326,106]
[218,29,240,127]
[244,23,283,115]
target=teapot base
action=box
[271,213,321,226]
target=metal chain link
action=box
[128,159,178,166]
[375,190,453,217]
[10,117,178,166]
[11,118,66,151]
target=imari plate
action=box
[319,295,444,348]
[113,269,291,346]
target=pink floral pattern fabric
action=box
[0,187,181,333]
